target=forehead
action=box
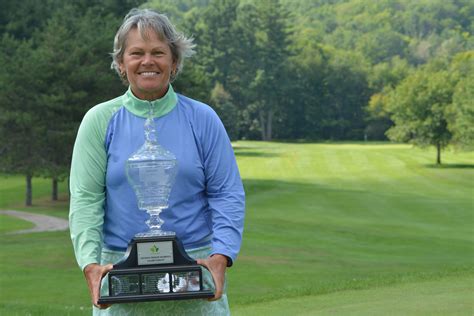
[125,27,168,48]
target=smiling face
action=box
[119,27,176,100]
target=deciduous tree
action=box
[386,67,455,164]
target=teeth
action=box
[141,72,158,76]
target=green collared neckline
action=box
[123,85,178,118]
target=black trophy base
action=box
[99,290,214,304]
[98,234,214,304]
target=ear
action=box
[172,60,177,73]
[118,62,125,75]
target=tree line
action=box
[0,0,472,205]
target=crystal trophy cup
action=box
[98,113,214,304]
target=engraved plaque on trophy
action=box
[98,113,214,304]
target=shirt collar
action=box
[123,85,177,118]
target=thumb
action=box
[103,264,114,274]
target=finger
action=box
[207,270,223,301]
[196,259,221,300]
[91,281,101,306]
[92,283,112,309]
[96,265,114,307]
[208,278,223,301]
[94,302,112,309]
[92,265,114,308]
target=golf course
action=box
[0,141,473,315]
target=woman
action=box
[69,8,245,315]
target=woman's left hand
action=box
[196,254,228,301]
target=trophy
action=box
[98,112,214,304]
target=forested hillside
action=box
[0,0,472,200]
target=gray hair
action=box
[111,8,195,82]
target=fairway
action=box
[0,142,473,315]
[233,274,473,315]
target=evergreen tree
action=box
[0,36,46,205]
[249,0,292,140]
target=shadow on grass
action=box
[232,146,257,150]
[233,146,280,158]
[424,163,474,169]
[259,140,392,145]
[235,151,279,157]
[242,179,365,198]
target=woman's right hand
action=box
[83,263,114,309]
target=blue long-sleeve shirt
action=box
[69,85,245,270]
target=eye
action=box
[130,51,143,56]
[153,51,164,56]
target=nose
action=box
[141,53,153,65]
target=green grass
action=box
[229,142,473,312]
[0,142,473,315]
[233,274,474,315]
[0,174,68,208]
[0,214,35,234]
[0,231,92,316]
[0,173,70,218]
